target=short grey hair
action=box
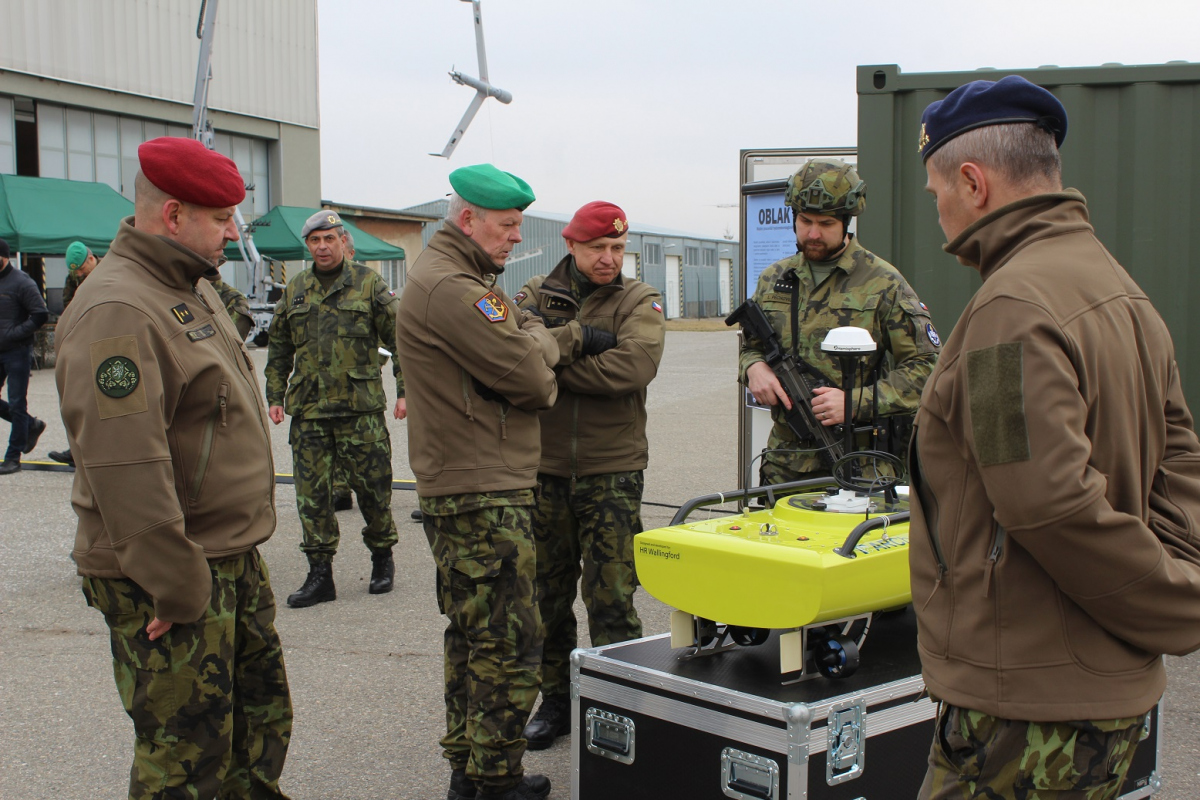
[928,122,1062,188]
[446,192,488,224]
[342,230,355,249]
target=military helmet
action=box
[785,158,866,217]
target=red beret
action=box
[138,137,246,208]
[562,201,628,242]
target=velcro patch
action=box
[651,301,663,314]
[186,324,217,342]
[90,336,149,419]
[967,342,1030,466]
[474,292,509,323]
[513,291,528,303]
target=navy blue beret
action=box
[919,75,1067,162]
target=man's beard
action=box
[803,240,834,261]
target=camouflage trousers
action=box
[82,549,292,800]
[289,412,398,562]
[332,459,351,502]
[918,703,1148,800]
[533,472,644,696]
[421,490,542,793]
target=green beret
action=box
[66,241,91,270]
[449,163,535,211]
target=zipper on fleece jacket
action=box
[190,382,229,501]
[911,444,948,605]
[460,370,474,421]
[984,521,1006,598]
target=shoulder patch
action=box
[926,322,941,348]
[89,336,149,419]
[474,292,509,323]
[513,291,528,304]
[96,356,139,397]
[651,301,663,314]
[170,303,194,324]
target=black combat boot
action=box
[333,493,352,511]
[523,694,570,750]
[477,775,551,800]
[287,561,336,608]
[48,449,75,466]
[447,767,477,800]
[369,549,395,594]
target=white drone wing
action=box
[432,0,512,158]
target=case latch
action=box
[826,699,866,785]
[584,708,635,765]
[720,747,779,800]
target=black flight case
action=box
[569,608,1163,799]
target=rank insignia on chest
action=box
[186,324,217,342]
[171,303,194,324]
[474,292,509,323]
[293,295,305,306]
[96,356,140,398]
[651,301,663,314]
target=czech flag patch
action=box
[651,301,663,314]
[475,292,509,323]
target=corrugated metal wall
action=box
[403,200,738,315]
[0,0,318,128]
[857,62,1200,410]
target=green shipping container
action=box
[857,62,1200,411]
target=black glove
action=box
[580,325,617,356]
[471,377,509,404]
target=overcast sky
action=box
[315,0,1200,239]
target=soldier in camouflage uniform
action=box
[331,230,359,512]
[55,137,291,799]
[514,201,665,750]
[740,158,939,484]
[396,164,557,800]
[265,210,404,608]
[204,266,255,341]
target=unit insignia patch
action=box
[474,292,509,323]
[96,356,140,398]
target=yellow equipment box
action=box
[635,491,910,631]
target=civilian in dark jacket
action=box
[0,237,49,474]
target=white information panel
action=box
[743,191,796,299]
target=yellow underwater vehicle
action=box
[635,307,915,682]
[634,478,910,683]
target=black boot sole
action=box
[287,591,336,608]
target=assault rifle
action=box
[727,299,845,471]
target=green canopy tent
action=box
[0,174,133,255]
[224,205,406,262]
